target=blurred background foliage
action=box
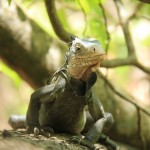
[1,0,150,136]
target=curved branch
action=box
[101,58,133,68]
[99,2,110,54]
[135,61,150,74]
[127,3,144,22]
[111,1,150,75]
[101,58,150,74]
[45,0,73,43]
[139,15,150,21]
[98,71,150,117]
[114,0,136,56]
[0,2,58,88]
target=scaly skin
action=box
[9,37,119,150]
[67,37,105,79]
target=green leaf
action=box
[8,0,11,5]
[140,3,150,16]
[77,0,107,48]
[0,62,22,87]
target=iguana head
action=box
[67,37,106,80]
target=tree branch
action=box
[99,2,110,54]
[138,0,150,4]
[45,0,73,43]
[135,61,150,74]
[0,1,58,88]
[114,0,136,56]
[139,15,150,21]
[101,58,150,74]
[110,0,150,75]
[127,3,144,22]
[98,70,150,117]
[101,58,133,68]
[137,108,146,150]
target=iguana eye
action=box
[74,43,85,54]
[76,46,81,51]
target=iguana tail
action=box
[8,115,26,129]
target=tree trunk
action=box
[0,0,64,88]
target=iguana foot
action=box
[99,135,120,150]
[26,126,54,138]
[70,135,95,149]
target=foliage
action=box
[4,0,150,107]
[7,0,149,97]
[0,62,21,88]
[7,0,11,5]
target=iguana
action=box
[9,37,119,150]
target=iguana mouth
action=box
[68,54,106,79]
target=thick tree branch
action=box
[0,1,57,88]
[101,58,133,68]
[45,0,73,43]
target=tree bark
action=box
[0,0,63,88]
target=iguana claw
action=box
[34,127,52,138]
[70,136,94,149]
[26,126,53,138]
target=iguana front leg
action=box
[84,94,110,144]
[71,93,119,150]
[9,75,66,134]
[26,84,56,130]
[26,76,66,133]
[9,84,56,131]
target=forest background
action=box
[0,0,150,150]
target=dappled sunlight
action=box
[0,67,33,130]
[0,0,150,149]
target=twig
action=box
[99,0,111,80]
[113,0,136,56]
[97,70,150,117]
[99,1,110,54]
[139,15,150,21]
[139,0,150,4]
[101,0,150,75]
[44,0,73,43]
[137,108,146,150]
[135,61,150,74]
[127,3,143,22]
